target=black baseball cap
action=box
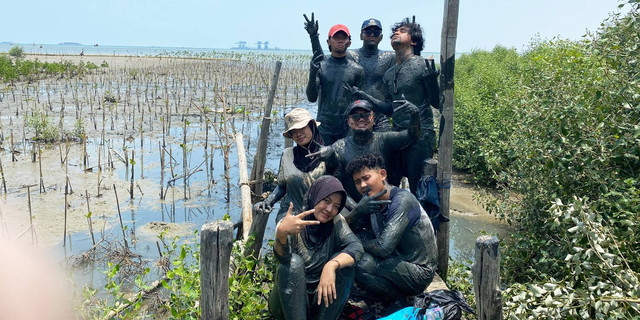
[361,18,382,30]
[348,100,373,114]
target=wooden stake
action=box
[86,190,95,246]
[436,0,460,282]
[113,184,129,249]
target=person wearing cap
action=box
[305,22,365,145]
[268,175,363,320]
[306,100,421,229]
[253,108,328,223]
[304,14,396,132]
[351,16,440,196]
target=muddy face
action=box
[390,26,414,50]
[352,167,387,196]
[360,27,383,48]
[347,110,374,131]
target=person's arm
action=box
[274,203,320,259]
[306,56,322,102]
[317,216,362,307]
[343,83,393,117]
[383,101,421,152]
[253,185,286,215]
[303,13,324,61]
[363,198,410,257]
[424,57,440,110]
[343,187,391,229]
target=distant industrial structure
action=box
[232,41,271,50]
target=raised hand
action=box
[303,12,319,36]
[342,83,365,98]
[425,55,440,78]
[305,145,334,167]
[392,98,419,116]
[276,203,320,239]
[354,186,392,215]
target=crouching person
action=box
[269,175,363,320]
[345,153,437,305]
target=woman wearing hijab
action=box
[254,108,328,223]
[268,176,363,320]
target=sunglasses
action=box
[349,112,372,122]
[362,29,382,37]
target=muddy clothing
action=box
[306,56,365,145]
[309,36,395,132]
[349,48,395,131]
[355,186,438,300]
[269,214,363,320]
[274,148,326,222]
[330,127,417,203]
[382,55,438,192]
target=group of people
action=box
[257,14,441,320]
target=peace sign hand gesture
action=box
[276,203,320,242]
[303,12,319,36]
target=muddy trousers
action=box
[355,252,435,301]
[268,253,356,320]
[387,130,435,194]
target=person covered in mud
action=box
[305,23,365,145]
[253,108,327,223]
[306,99,420,211]
[345,153,437,308]
[304,14,395,131]
[348,16,440,195]
[268,175,363,320]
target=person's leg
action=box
[376,258,435,297]
[406,130,435,194]
[268,253,308,320]
[354,252,405,301]
[315,266,356,320]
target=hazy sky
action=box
[1,0,628,52]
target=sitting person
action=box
[253,108,327,223]
[269,176,363,320]
[345,153,437,305]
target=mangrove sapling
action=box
[26,185,37,246]
[130,150,135,199]
[84,190,96,246]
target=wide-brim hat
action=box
[283,108,320,138]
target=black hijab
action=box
[292,122,324,173]
[301,176,346,250]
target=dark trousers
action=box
[269,253,356,320]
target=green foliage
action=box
[8,45,24,60]
[0,57,99,83]
[228,236,276,320]
[446,258,476,309]
[453,2,640,317]
[72,118,86,140]
[79,230,277,319]
[26,110,59,142]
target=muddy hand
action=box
[310,52,324,72]
[303,12,319,36]
[392,99,418,116]
[252,201,272,215]
[280,203,319,236]
[355,187,391,215]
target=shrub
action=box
[8,45,24,60]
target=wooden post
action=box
[200,221,233,320]
[472,235,503,320]
[436,0,460,282]
[250,61,282,196]
[235,133,252,240]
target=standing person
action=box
[352,17,440,194]
[345,153,437,308]
[253,108,327,223]
[268,176,363,320]
[304,14,395,131]
[305,22,365,145]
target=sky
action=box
[0,0,629,53]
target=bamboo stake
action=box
[113,184,129,250]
